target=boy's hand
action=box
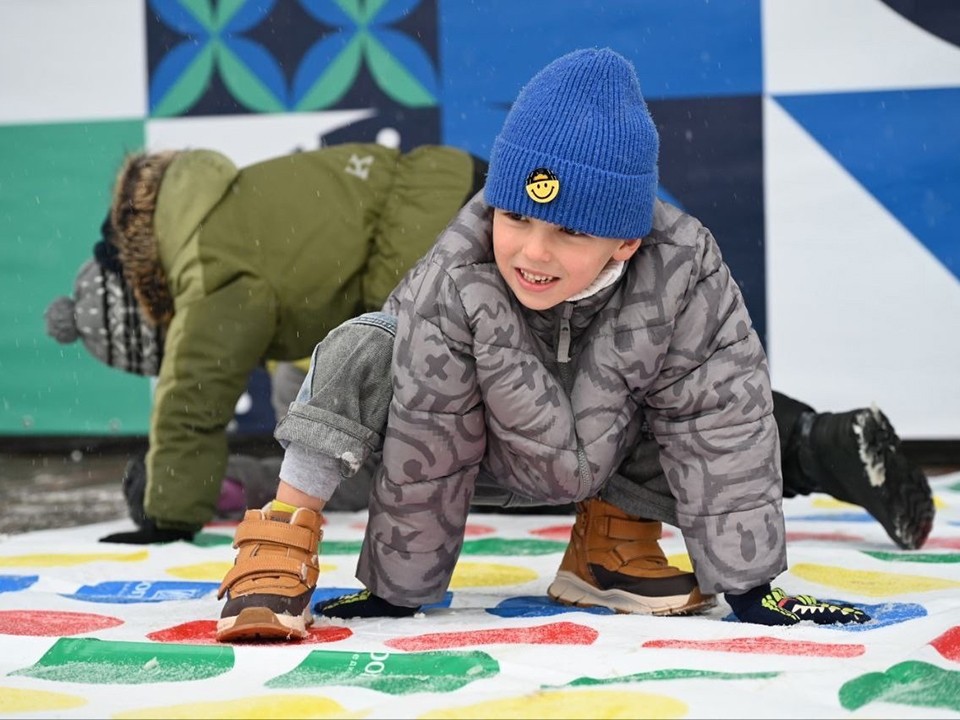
[783,592,871,624]
[317,590,420,619]
[725,584,870,626]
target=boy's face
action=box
[492,210,641,311]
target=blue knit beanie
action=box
[484,48,659,239]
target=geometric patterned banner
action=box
[777,87,960,280]
[1,0,957,437]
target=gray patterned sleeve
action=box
[643,225,787,595]
[357,259,487,606]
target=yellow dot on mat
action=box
[419,689,686,719]
[0,550,147,568]
[811,497,857,509]
[811,496,945,510]
[666,554,693,573]
[166,562,337,581]
[112,694,364,719]
[791,562,960,597]
[0,686,86,713]
[449,561,538,589]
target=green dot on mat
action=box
[266,649,499,694]
[839,661,960,713]
[320,540,364,555]
[190,533,234,547]
[862,551,960,564]
[10,638,234,684]
[460,537,568,556]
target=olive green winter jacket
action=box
[138,143,481,530]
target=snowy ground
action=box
[0,471,959,719]
[0,454,129,535]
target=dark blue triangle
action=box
[777,88,960,280]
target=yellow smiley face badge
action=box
[525,168,560,204]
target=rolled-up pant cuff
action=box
[601,472,679,526]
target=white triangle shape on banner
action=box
[147,110,378,168]
[764,0,960,94]
[765,97,960,438]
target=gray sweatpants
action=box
[273,312,683,524]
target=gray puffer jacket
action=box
[357,195,787,605]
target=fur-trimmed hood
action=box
[109,151,179,327]
[108,149,238,327]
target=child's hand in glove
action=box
[317,590,420,619]
[99,517,194,544]
[725,584,870,626]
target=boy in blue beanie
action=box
[215,48,872,642]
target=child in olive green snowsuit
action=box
[44,143,486,541]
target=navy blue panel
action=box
[881,0,960,47]
[231,367,275,436]
[778,88,960,281]
[319,86,441,150]
[439,0,761,156]
[657,186,684,210]
[650,95,767,344]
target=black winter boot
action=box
[783,405,935,550]
[121,454,148,528]
[775,392,819,498]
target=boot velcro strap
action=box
[611,540,667,567]
[604,516,662,541]
[217,556,314,598]
[233,519,317,552]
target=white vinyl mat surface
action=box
[1,472,959,719]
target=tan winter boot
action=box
[547,497,716,615]
[215,505,322,642]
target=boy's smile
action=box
[492,209,641,311]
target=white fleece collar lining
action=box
[567,259,626,302]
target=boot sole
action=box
[215,606,311,643]
[856,408,935,550]
[547,571,717,616]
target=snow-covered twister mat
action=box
[2,473,960,719]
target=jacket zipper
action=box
[556,303,591,498]
[556,304,572,364]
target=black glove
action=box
[317,590,420,619]
[99,516,194,544]
[725,584,871,626]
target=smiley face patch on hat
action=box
[525,168,559,204]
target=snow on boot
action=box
[795,406,935,550]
